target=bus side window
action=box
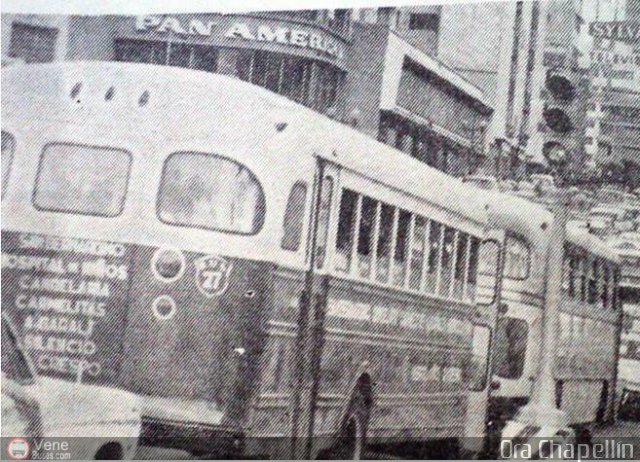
[579,256,588,302]
[1,131,15,198]
[425,221,442,294]
[281,181,308,252]
[315,177,333,269]
[453,232,468,300]
[392,210,411,287]
[335,189,358,273]
[438,227,456,297]
[602,264,610,309]
[588,260,599,304]
[562,252,570,293]
[613,269,621,310]
[356,196,378,279]
[568,252,578,297]
[504,235,530,280]
[408,216,428,291]
[375,203,395,284]
[466,237,480,302]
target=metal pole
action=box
[501,190,573,445]
[529,190,571,411]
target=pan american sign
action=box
[135,15,345,60]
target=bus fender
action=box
[337,361,373,421]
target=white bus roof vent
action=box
[105,86,115,102]
[138,90,150,107]
[70,82,82,102]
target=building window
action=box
[408,13,440,32]
[236,50,342,113]
[9,23,58,63]
[362,9,379,24]
[114,39,217,72]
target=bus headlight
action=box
[152,248,185,282]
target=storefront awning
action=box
[389,105,473,148]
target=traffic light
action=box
[537,66,589,181]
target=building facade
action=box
[1,9,493,178]
[579,0,640,170]
[429,1,551,179]
[344,20,493,177]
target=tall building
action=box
[579,0,640,170]
[347,11,493,177]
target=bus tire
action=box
[93,442,123,460]
[318,387,370,460]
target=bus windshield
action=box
[157,152,265,235]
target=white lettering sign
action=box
[224,23,344,58]
[136,15,218,37]
[222,22,345,59]
[135,15,345,59]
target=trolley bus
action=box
[556,229,621,430]
[475,189,623,443]
[1,62,503,459]
[606,232,640,420]
[475,193,552,448]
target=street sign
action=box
[589,21,640,43]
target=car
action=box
[618,388,640,422]
[529,174,555,191]
[587,205,627,236]
[462,174,501,191]
[1,314,142,459]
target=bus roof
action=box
[472,187,553,249]
[2,61,488,229]
[567,227,620,263]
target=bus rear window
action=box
[2,131,15,197]
[158,152,265,235]
[33,143,131,217]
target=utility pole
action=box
[501,189,574,455]
[528,190,571,416]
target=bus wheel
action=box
[318,389,369,460]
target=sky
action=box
[2,0,521,15]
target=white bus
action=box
[1,62,503,459]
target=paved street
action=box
[593,420,640,457]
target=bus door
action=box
[289,157,339,459]
[463,230,505,454]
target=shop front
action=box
[65,13,350,114]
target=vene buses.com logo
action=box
[195,255,233,297]
[7,438,30,460]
